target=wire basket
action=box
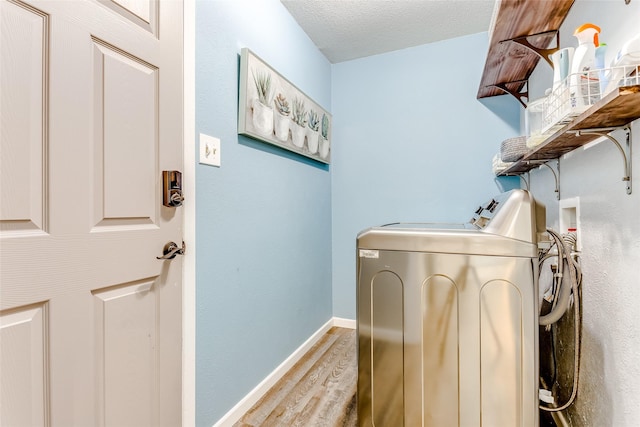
[526,63,640,148]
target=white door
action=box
[0,0,183,425]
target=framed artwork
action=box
[238,48,331,164]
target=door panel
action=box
[110,0,151,23]
[0,0,183,425]
[0,303,48,426]
[93,278,159,427]
[92,39,158,226]
[0,0,48,234]
[98,0,157,36]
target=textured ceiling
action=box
[281,0,497,63]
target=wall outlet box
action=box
[200,133,221,167]
[559,197,580,251]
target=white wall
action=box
[527,1,640,425]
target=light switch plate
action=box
[200,133,220,167]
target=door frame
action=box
[183,0,196,425]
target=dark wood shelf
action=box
[477,0,575,102]
[499,85,640,175]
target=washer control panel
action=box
[470,197,501,229]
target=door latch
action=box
[162,171,184,207]
[156,241,185,260]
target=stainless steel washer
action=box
[356,189,545,427]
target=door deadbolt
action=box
[162,171,184,207]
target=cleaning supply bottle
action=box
[603,32,640,96]
[551,47,574,92]
[595,43,608,95]
[570,23,601,108]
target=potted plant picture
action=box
[306,109,320,154]
[273,93,290,142]
[319,113,330,159]
[238,49,331,164]
[251,68,274,137]
[291,97,307,148]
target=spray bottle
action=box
[570,23,601,107]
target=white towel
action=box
[492,153,512,175]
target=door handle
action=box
[169,191,185,205]
[156,241,185,260]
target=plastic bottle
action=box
[603,32,640,95]
[570,23,601,108]
[595,43,608,95]
[551,47,574,92]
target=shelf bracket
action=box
[571,126,632,194]
[539,160,561,200]
[500,30,560,68]
[489,79,528,108]
[522,160,560,199]
[519,172,530,191]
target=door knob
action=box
[156,241,185,260]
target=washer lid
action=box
[357,190,543,258]
[378,222,473,230]
[357,226,537,257]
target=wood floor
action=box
[234,327,358,427]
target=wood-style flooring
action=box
[234,327,358,427]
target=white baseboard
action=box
[213,318,333,426]
[332,317,356,329]
[212,316,357,427]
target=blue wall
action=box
[196,3,640,424]
[195,1,332,424]
[330,33,521,319]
